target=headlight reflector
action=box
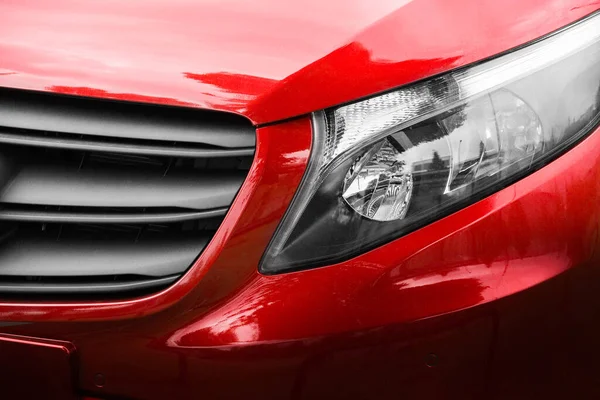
[341,138,414,221]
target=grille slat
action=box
[0,207,228,224]
[0,275,179,295]
[0,88,254,298]
[0,89,255,147]
[1,166,246,210]
[0,129,255,158]
[0,238,207,277]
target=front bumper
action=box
[1,115,600,398]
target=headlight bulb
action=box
[342,139,413,221]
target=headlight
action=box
[261,12,600,274]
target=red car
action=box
[1,0,600,398]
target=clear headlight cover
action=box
[261,11,600,274]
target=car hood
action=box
[1,0,598,124]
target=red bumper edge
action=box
[0,333,77,399]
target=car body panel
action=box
[1,0,599,123]
[1,1,600,399]
[0,0,597,323]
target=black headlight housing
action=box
[262,11,600,274]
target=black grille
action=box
[0,88,254,298]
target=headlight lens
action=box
[262,12,600,274]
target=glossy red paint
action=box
[154,120,600,345]
[0,0,599,123]
[0,0,596,323]
[0,121,596,398]
[0,333,77,399]
[0,1,600,399]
